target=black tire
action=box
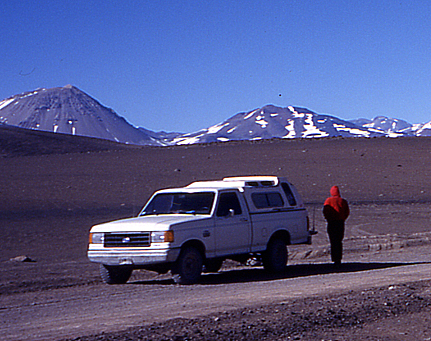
[203,258,223,273]
[263,238,288,273]
[100,264,133,284]
[172,247,203,284]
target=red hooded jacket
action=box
[323,186,350,221]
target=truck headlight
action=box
[89,233,104,244]
[151,231,174,243]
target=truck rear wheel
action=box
[263,238,288,273]
[172,247,203,284]
[100,264,133,284]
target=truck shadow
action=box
[132,261,425,286]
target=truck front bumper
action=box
[88,248,181,266]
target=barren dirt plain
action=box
[1,125,431,340]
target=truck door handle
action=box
[240,218,248,222]
[203,230,211,237]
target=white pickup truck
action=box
[88,176,314,284]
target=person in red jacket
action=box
[323,186,350,266]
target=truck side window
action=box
[252,192,284,208]
[216,192,242,217]
[281,183,297,206]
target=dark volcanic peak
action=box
[0,85,163,146]
[171,105,395,145]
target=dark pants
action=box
[327,220,345,264]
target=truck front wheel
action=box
[263,239,288,273]
[172,247,203,284]
[100,264,133,284]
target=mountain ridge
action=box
[1,85,430,145]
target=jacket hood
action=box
[330,186,341,197]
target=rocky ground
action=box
[66,278,431,341]
[1,128,431,340]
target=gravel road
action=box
[2,245,431,341]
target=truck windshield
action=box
[140,192,215,216]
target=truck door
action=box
[214,191,251,256]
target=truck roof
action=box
[186,176,286,190]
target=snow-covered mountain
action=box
[350,116,431,137]
[415,121,431,136]
[349,116,412,136]
[0,85,165,146]
[172,105,409,145]
[1,86,429,146]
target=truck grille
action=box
[104,232,151,247]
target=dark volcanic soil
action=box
[1,129,431,340]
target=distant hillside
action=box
[0,124,132,157]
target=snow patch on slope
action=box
[334,124,370,137]
[0,98,15,110]
[208,122,229,134]
[302,114,329,138]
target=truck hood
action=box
[90,214,210,233]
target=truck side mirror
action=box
[228,209,235,217]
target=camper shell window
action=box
[252,192,284,209]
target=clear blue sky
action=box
[1,0,431,132]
